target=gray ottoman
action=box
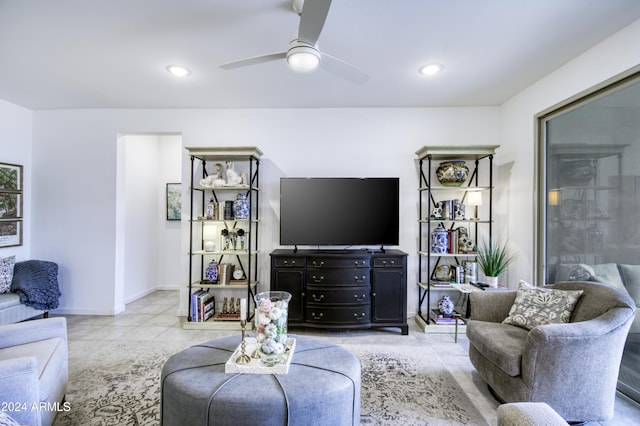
[161,335,360,426]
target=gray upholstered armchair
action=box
[0,317,68,426]
[466,281,636,423]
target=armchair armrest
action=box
[0,357,41,426]
[520,307,635,402]
[0,317,67,350]
[469,290,517,322]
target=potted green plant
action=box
[476,239,516,287]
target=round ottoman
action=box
[161,335,360,426]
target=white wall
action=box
[0,99,32,261]
[499,18,640,285]
[27,17,640,316]
[156,135,182,292]
[31,107,500,316]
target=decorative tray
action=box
[225,337,296,375]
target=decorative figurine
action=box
[226,161,243,186]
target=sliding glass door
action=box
[536,69,640,402]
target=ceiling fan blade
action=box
[219,52,287,70]
[320,53,370,85]
[298,0,332,45]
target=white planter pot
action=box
[486,276,499,288]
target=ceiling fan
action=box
[219,0,370,84]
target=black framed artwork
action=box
[0,162,23,247]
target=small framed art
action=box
[0,192,22,219]
[0,220,22,248]
[166,183,182,221]
[0,162,23,191]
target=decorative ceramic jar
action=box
[438,295,455,315]
[205,259,218,283]
[234,193,250,219]
[204,240,216,252]
[254,291,291,367]
[436,160,469,187]
[431,223,449,254]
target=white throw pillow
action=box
[0,255,16,293]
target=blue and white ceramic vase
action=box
[431,223,449,254]
[438,295,455,315]
[205,259,218,283]
[233,193,249,220]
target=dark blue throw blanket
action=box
[10,260,61,310]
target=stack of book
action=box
[430,309,462,325]
[191,290,215,322]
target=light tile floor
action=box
[60,290,640,425]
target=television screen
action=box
[279,177,400,247]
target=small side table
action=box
[450,284,509,342]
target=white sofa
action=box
[0,260,60,326]
[0,317,68,426]
[0,292,47,325]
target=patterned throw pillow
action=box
[0,255,16,293]
[502,281,583,330]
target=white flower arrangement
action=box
[255,297,289,357]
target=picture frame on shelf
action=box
[166,183,181,221]
[0,162,23,192]
[0,192,21,219]
[0,220,22,248]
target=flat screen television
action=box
[279,177,400,247]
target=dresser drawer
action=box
[272,257,305,268]
[308,257,370,269]
[306,306,371,325]
[307,286,370,305]
[373,257,403,268]
[307,269,370,286]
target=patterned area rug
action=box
[54,340,487,426]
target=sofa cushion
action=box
[0,338,60,376]
[617,264,640,306]
[502,282,583,330]
[0,256,15,293]
[467,320,529,376]
[0,293,21,310]
[555,263,627,294]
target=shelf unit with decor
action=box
[415,145,499,330]
[183,146,262,330]
[546,144,627,276]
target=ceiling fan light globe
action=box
[287,46,320,72]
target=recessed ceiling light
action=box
[419,63,443,76]
[167,65,191,77]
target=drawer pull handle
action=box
[283,260,296,267]
[354,275,366,283]
[312,294,324,302]
[354,313,366,320]
[313,261,325,267]
[354,294,367,302]
[312,275,325,283]
[311,312,323,320]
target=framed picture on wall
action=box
[0,192,22,219]
[0,220,22,248]
[0,162,23,191]
[166,183,182,221]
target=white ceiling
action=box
[1,0,640,110]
